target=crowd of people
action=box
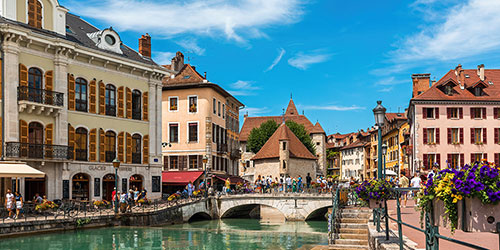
[111,187,148,213]
[252,173,338,194]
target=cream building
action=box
[0,0,169,201]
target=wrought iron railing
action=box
[132,153,141,164]
[105,151,116,162]
[105,105,116,116]
[17,86,64,106]
[6,142,73,160]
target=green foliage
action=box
[247,120,279,153]
[326,149,339,159]
[285,120,316,155]
[76,218,91,228]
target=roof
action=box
[252,123,317,161]
[385,113,406,122]
[162,171,204,185]
[341,140,368,150]
[285,99,299,115]
[412,67,500,102]
[311,122,326,134]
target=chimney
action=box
[411,73,431,98]
[171,52,185,72]
[138,33,151,58]
[455,64,465,88]
[477,64,485,81]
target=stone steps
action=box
[328,208,369,250]
[339,223,368,229]
[340,218,369,224]
[313,245,369,250]
[333,239,368,246]
[338,228,368,234]
[338,233,368,240]
[340,213,371,219]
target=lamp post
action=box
[202,155,208,197]
[112,158,120,214]
[381,143,388,180]
[373,101,386,180]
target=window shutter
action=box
[126,87,132,119]
[19,120,28,143]
[447,154,452,166]
[28,0,35,27]
[117,87,124,118]
[484,153,488,161]
[471,128,475,144]
[68,74,75,110]
[99,128,105,162]
[35,0,42,28]
[435,108,439,119]
[423,154,428,169]
[19,64,28,87]
[143,92,149,121]
[89,129,97,162]
[495,128,499,144]
[482,108,486,119]
[494,108,499,119]
[460,128,464,144]
[198,155,203,169]
[423,128,428,144]
[423,108,427,119]
[436,128,440,144]
[495,153,500,166]
[483,128,487,144]
[89,79,97,114]
[447,128,452,144]
[470,108,475,119]
[44,71,54,105]
[99,81,105,115]
[459,108,463,119]
[436,154,440,167]
[471,153,475,163]
[447,108,451,119]
[117,132,124,162]
[45,123,53,145]
[460,154,464,167]
[143,135,149,164]
[126,132,132,163]
[68,125,75,160]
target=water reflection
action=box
[0,219,327,250]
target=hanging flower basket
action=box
[355,179,394,208]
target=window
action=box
[132,90,141,120]
[472,128,485,144]
[222,104,225,119]
[28,0,43,29]
[105,35,116,45]
[75,78,88,112]
[423,154,439,170]
[471,108,485,119]
[445,85,453,95]
[424,128,436,144]
[75,128,88,161]
[169,156,178,170]
[450,128,459,144]
[282,160,286,169]
[471,153,485,163]
[495,128,500,144]
[213,98,216,114]
[27,68,43,103]
[423,108,436,119]
[188,96,197,113]
[105,131,116,162]
[218,101,221,116]
[189,156,198,169]
[448,154,460,168]
[494,108,500,119]
[105,84,116,116]
[474,87,482,96]
[169,124,178,143]
[283,141,287,150]
[132,134,141,164]
[447,108,459,119]
[188,122,198,142]
[170,97,178,111]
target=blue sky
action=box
[61,0,500,134]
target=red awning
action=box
[162,171,204,185]
[213,174,248,184]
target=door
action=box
[28,122,44,158]
[102,174,116,201]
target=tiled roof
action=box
[163,64,205,85]
[285,99,299,115]
[252,123,317,161]
[311,122,326,134]
[341,140,367,150]
[385,113,406,122]
[413,68,500,101]
[240,115,314,142]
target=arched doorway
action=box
[72,173,90,201]
[28,122,44,158]
[129,174,143,191]
[25,177,46,201]
[102,174,116,201]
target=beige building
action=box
[0,0,169,201]
[161,54,244,192]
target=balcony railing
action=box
[132,153,141,164]
[105,151,116,162]
[132,110,141,120]
[75,149,88,161]
[6,142,73,160]
[106,105,116,116]
[18,86,64,107]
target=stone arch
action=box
[188,212,212,222]
[305,205,331,221]
[220,201,285,220]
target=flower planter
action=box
[458,198,500,232]
[432,200,452,227]
[369,199,383,209]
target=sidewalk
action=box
[386,199,498,250]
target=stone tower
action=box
[311,122,327,176]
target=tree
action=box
[285,120,316,155]
[247,119,279,153]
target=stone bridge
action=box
[179,194,333,222]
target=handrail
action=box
[17,86,64,107]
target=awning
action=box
[212,174,248,184]
[0,161,45,178]
[162,171,204,185]
[384,170,398,176]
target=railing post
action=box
[396,190,404,250]
[376,207,381,232]
[385,200,389,240]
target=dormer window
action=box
[474,87,482,96]
[87,28,123,54]
[105,35,116,45]
[28,0,43,29]
[445,85,453,95]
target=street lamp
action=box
[202,155,208,197]
[381,143,388,180]
[112,158,120,214]
[373,100,386,180]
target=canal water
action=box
[0,219,327,250]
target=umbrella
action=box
[384,170,397,176]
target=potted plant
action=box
[355,179,393,208]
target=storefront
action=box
[161,171,204,196]
[102,174,116,201]
[129,174,143,191]
[72,173,90,201]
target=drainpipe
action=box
[1,34,5,161]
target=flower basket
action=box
[432,199,452,227]
[35,201,59,211]
[458,197,500,232]
[355,179,394,208]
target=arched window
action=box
[75,128,88,161]
[75,78,88,112]
[28,122,44,159]
[28,67,43,103]
[132,90,141,120]
[105,131,116,162]
[132,134,141,164]
[105,84,116,116]
[28,0,43,29]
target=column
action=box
[2,39,20,142]
[54,50,69,145]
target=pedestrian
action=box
[292,178,297,193]
[127,190,134,212]
[410,173,422,202]
[5,189,14,219]
[111,187,117,209]
[297,175,303,193]
[119,191,127,213]
[33,193,43,204]
[187,181,194,197]
[306,173,312,192]
[279,176,284,193]
[225,178,231,195]
[133,187,140,205]
[14,191,23,219]
[399,172,409,208]
[286,175,292,193]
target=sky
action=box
[60,0,500,134]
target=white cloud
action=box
[228,80,259,96]
[288,52,331,70]
[374,76,407,86]
[153,51,175,65]
[176,39,206,56]
[378,87,393,93]
[265,48,286,72]
[301,105,365,111]
[66,0,304,42]
[240,107,270,116]
[391,0,500,62]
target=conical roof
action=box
[285,99,298,116]
[311,122,325,134]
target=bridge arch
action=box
[305,205,331,221]
[188,211,212,222]
[221,203,285,219]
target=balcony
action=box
[6,142,73,160]
[106,105,116,116]
[17,86,64,116]
[75,149,88,161]
[132,153,141,164]
[105,151,116,162]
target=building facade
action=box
[381,113,407,176]
[408,65,500,173]
[0,0,168,201]
[161,56,243,192]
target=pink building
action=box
[408,64,500,173]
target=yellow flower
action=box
[452,198,458,203]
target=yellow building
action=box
[0,0,169,201]
[381,113,408,176]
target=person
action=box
[225,178,231,195]
[306,173,312,192]
[5,189,14,219]
[119,191,127,213]
[297,175,303,193]
[133,187,140,205]
[14,191,23,219]
[42,195,48,203]
[140,188,148,201]
[111,187,117,209]
[279,176,284,193]
[410,173,422,201]
[187,181,194,197]
[33,193,43,204]
[286,175,292,193]
[127,190,134,212]
[399,172,410,208]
